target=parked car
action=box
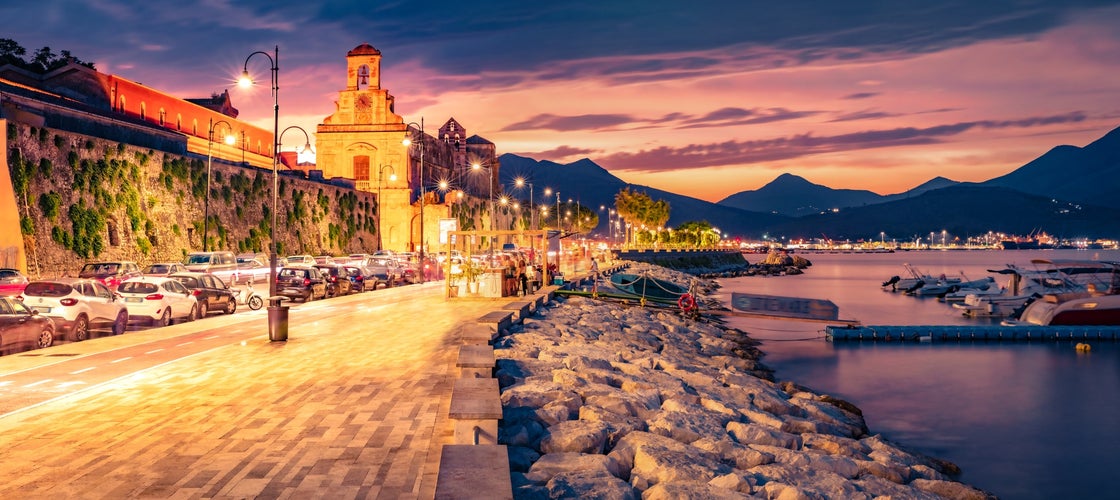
[169,272,237,317]
[394,254,421,284]
[184,251,239,284]
[77,261,142,291]
[142,262,188,277]
[360,257,402,289]
[341,265,365,291]
[275,266,327,302]
[234,258,272,285]
[20,278,129,340]
[0,268,29,296]
[285,254,316,266]
[312,263,353,297]
[117,276,198,327]
[0,296,56,352]
[347,253,369,264]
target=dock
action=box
[826,324,1120,342]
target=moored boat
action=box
[609,273,690,302]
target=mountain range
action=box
[498,124,1120,241]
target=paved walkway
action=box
[0,282,497,499]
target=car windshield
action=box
[23,282,73,297]
[279,269,306,278]
[186,255,212,265]
[0,269,20,278]
[81,263,119,275]
[119,282,159,294]
[145,264,171,274]
[172,277,200,288]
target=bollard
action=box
[267,296,289,342]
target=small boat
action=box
[883,263,960,293]
[609,273,690,302]
[1012,288,1120,326]
[958,259,1120,318]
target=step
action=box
[449,377,502,445]
[457,344,495,378]
[435,444,512,500]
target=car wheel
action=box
[37,326,54,348]
[187,305,197,322]
[72,314,90,341]
[248,296,263,310]
[197,302,208,319]
[225,299,237,314]
[113,310,128,335]
[158,308,172,327]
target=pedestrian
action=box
[517,259,528,296]
[590,256,600,281]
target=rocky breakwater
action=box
[494,266,993,499]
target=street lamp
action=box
[472,162,495,253]
[377,165,397,251]
[514,178,533,230]
[403,119,426,283]
[205,118,235,251]
[239,45,280,297]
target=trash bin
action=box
[267,296,289,342]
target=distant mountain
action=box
[881,176,962,203]
[981,125,1120,209]
[761,185,1120,241]
[497,154,788,236]
[717,173,882,216]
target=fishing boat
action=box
[609,273,690,303]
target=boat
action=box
[1007,261,1120,326]
[882,263,961,293]
[955,259,1120,318]
[609,273,690,303]
[909,276,995,297]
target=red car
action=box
[0,268,29,297]
[78,261,142,292]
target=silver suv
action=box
[20,278,129,340]
[185,251,239,284]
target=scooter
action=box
[232,279,264,311]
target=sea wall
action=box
[614,249,750,277]
[495,262,993,499]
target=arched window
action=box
[176,114,182,131]
[158,108,166,126]
[118,95,126,113]
[140,102,146,120]
[354,156,370,181]
[192,119,198,136]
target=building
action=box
[315,43,501,253]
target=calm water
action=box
[714,249,1120,500]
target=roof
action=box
[466,134,493,145]
[348,43,381,56]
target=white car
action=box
[20,278,129,341]
[117,277,198,327]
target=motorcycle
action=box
[231,280,264,311]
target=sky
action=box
[4,1,1120,203]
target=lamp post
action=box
[514,178,533,230]
[403,119,425,283]
[239,45,280,297]
[472,162,495,254]
[205,118,234,251]
[376,165,396,251]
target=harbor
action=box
[825,324,1120,342]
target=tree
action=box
[613,187,671,246]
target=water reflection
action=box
[718,250,1120,500]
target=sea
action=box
[713,249,1120,500]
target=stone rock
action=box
[642,481,753,499]
[499,418,546,449]
[726,421,802,449]
[708,472,756,494]
[546,470,638,500]
[507,445,540,472]
[691,437,775,469]
[501,380,582,413]
[524,451,621,484]
[856,459,908,484]
[850,474,943,499]
[750,444,860,479]
[749,464,868,499]
[910,478,997,500]
[800,433,871,459]
[646,408,731,444]
[788,396,867,438]
[606,431,729,485]
[539,419,611,454]
[578,404,646,448]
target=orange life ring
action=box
[678,293,696,312]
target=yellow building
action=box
[316,43,500,253]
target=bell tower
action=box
[346,43,381,91]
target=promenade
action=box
[0,282,497,499]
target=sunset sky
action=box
[5,1,1119,203]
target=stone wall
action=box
[5,121,382,278]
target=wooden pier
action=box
[826,324,1120,342]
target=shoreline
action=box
[495,261,995,499]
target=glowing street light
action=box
[403,119,426,282]
[238,46,281,297]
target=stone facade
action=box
[316,43,504,253]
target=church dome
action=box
[347,43,381,56]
